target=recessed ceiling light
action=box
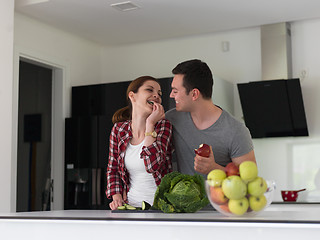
[110,1,140,12]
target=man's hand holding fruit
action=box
[194,144,225,174]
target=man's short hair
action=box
[172,59,213,99]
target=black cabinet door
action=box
[65,117,98,168]
[72,85,102,117]
[157,77,175,112]
[97,116,113,168]
[99,81,130,117]
[65,116,111,210]
[72,81,130,117]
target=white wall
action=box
[101,28,261,83]
[14,13,103,88]
[0,0,14,213]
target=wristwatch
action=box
[145,131,157,138]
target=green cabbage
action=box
[153,171,209,213]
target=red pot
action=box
[281,189,306,202]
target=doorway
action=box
[16,60,53,212]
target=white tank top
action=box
[124,140,157,207]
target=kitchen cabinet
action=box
[64,116,110,209]
[71,81,130,117]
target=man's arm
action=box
[231,150,256,166]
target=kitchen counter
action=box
[1,203,320,240]
[1,204,320,223]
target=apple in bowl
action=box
[225,162,240,176]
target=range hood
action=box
[237,22,309,138]
[261,22,292,80]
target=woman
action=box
[106,76,173,210]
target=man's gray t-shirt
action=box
[166,108,253,176]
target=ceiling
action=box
[14,0,320,46]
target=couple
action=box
[106,59,256,210]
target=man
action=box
[166,59,256,176]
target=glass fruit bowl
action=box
[205,179,275,217]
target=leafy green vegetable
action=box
[153,171,209,213]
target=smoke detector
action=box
[111,1,140,12]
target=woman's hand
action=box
[146,102,165,126]
[109,193,125,210]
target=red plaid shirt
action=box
[106,119,173,199]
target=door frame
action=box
[12,47,70,211]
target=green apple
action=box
[247,177,267,197]
[239,161,258,182]
[222,176,247,200]
[249,195,267,211]
[210,186,228,205]
[228,197,249,215]
[207,169,227,187]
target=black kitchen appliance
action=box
[237,78,309,138]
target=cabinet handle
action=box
[92,169,96,205]
[97,168,101,205]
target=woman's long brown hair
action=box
[112,76,158,124]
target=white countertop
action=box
[1,204,320,240]
[1,203,320,223]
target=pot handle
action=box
[296,188,306,193]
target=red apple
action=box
[225,162,240,176]
[219,203,231,213]
[194,143,210,157]
[210,186,228,205]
